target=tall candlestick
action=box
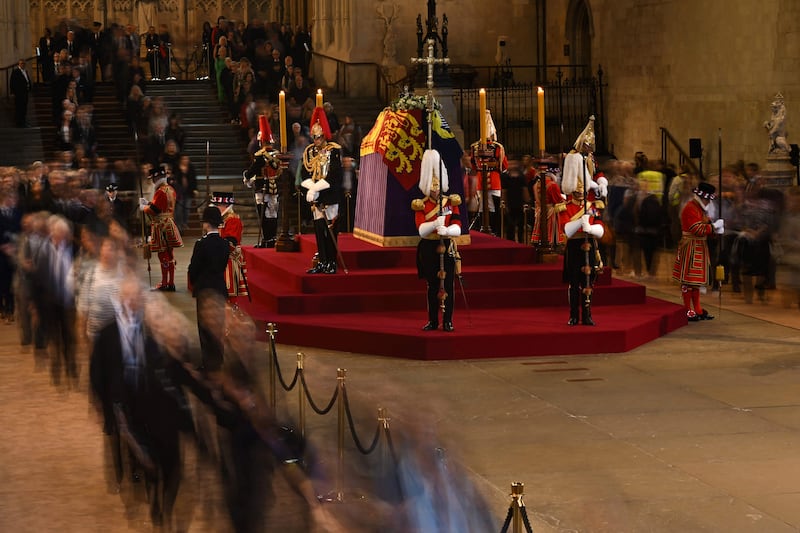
[479,88,487,145]
[279,91,287,152]
[316,88,323,108]
[537,87,545,153]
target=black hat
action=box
[105,183,118,192]
[211,191,234,205]
[202,206,223,227]
[693,182,716,200]
[148,166,167,180]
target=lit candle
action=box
[479,88,487,145]
[279,91,287,152]
[316,88,323,108]
[537,87,545,153]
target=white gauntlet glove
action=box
[138,198,148,211]
[596,176,608,198]
[712,219,724,234]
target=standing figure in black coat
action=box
[300,108,343,274]
[10,59,32,128]
[187,206,230,372]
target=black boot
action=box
[581,290,595,326]
[323,225,338,274]
[307,219,328,273]
[254,204,267,247]
[264,218,278,248]
[567,286,580,326]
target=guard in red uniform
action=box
[413,149,462,332]
[213,191,249,302]
[140,166,183,291]
[672,182,724,321]
[469,110,508,234]
[530,168,567,247]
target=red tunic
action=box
[672,198,713,286]
[144,183,183,252]
[469,141,508,191]
[220,212,248,298]
[531,176,566,246]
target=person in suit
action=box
[39,28,57,82]
[187,206,230,372]
[87,21,103,81]
[10,59,32,128]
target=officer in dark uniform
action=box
[187,206,230,372]
[243,115,281,247]
[300,107,343,274]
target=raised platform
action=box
[235,233,687,360]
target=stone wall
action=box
[592,0,800,170]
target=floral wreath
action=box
[389,87,442,112]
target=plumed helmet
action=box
[309,106,331,140]
[484,109,498,142]
[258,114,274,145]
[419,149,449,197]
[573,115,596,151]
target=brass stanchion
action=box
[511,482,525,533]
[321,368,347,503]
[499,197,506,241]
[297,352,306,438]
[522,204,530,245]
[267,323,277,409]
[378,407,391,483]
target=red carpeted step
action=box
[236,298,687,359]
[236,232,687,359]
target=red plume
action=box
[258,115,274,144]
[309,106,332,140]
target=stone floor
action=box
[1,244,800,532]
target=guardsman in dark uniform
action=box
[188,205,230,372]
[243,115,281,247]
[413,149,463,332]
[300,106,343,274]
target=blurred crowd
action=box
[479,151,800,309]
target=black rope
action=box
[499,505,514,533]
[341,387,381,455]
[299,371,338,415]
[520,504,534,533]
[271,336,300,391]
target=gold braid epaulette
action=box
[448,194,462,206]
[411,199,425,211]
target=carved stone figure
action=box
[764,93,790,154]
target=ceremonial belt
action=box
[682,231,706,240]
[424,197,450,221]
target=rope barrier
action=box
[264,322,536,526]
[342,387,382,454]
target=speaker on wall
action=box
[689,138,702,159]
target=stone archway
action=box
[565,0,593,79]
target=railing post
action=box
[297,352,305,437]
[511,482,525,533]
[267,323,277,409]
[332,368,347,502]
